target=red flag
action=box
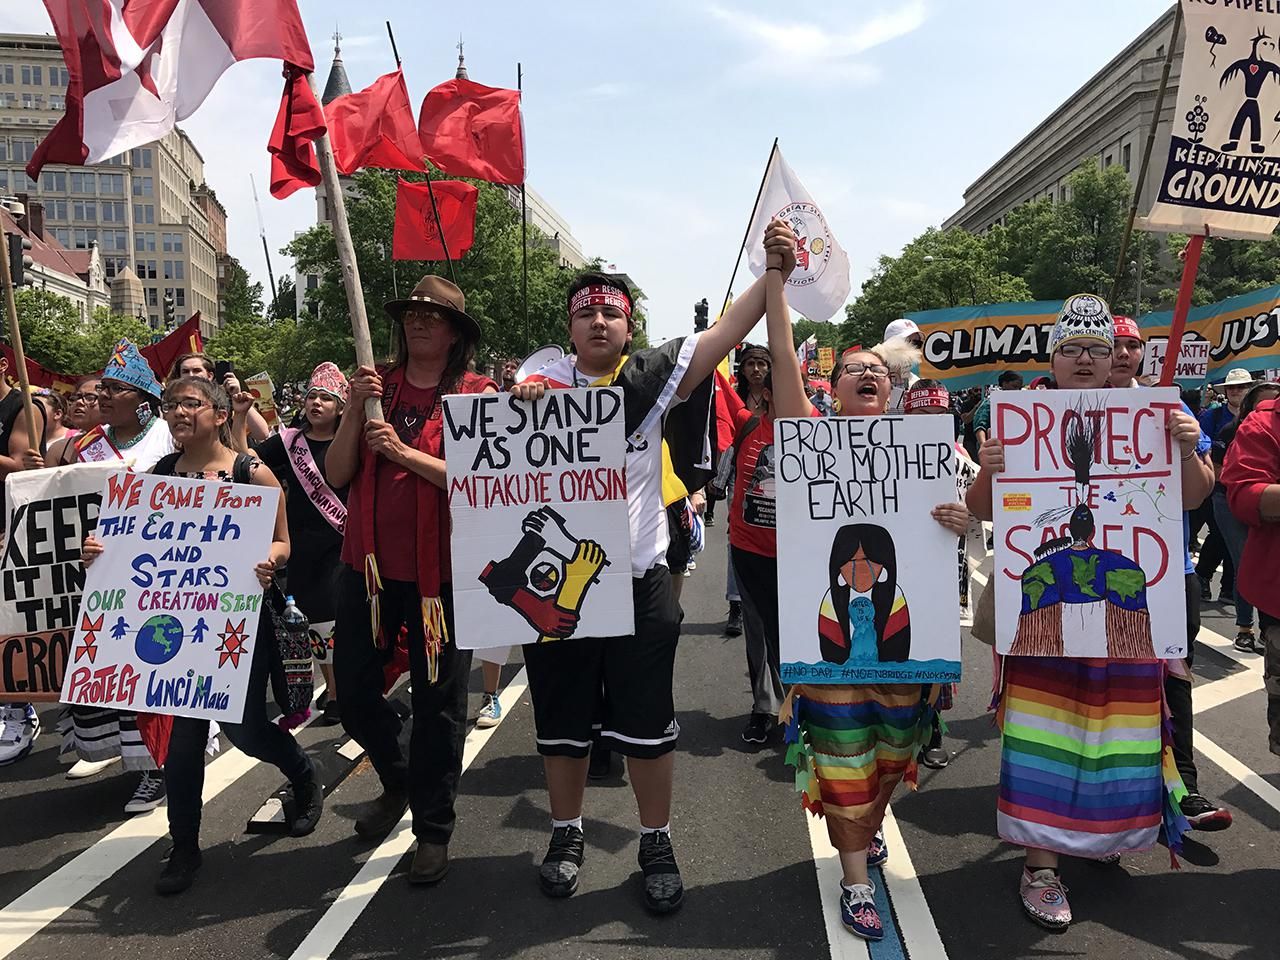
[29,0,316,180]
[328,68,425,176]
[417,78,524,185]
[392,180,479,261]
[269,65,326,199]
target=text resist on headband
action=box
[570,285,632,319]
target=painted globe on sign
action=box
[135,614,185,665]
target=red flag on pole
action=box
[28,0,317,181]
[328,68,425,176]
[417,78,524,185]
[269,65,326,198]
[392,179,478,261]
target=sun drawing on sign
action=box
[217,619,250,669]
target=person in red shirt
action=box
[1222,392,1280,757]
[325,275,497,885]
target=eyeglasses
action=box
[96,382,139,397]
[1057,344,1113,360]
[69,392,99,404]
[160,398,211,413]
[840,361,891,379]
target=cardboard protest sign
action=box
[1,463,117,701]
[443,388,634,648]
[60,471,278,722]
[245,371,279,430]
[775,414,962,684]
[817,346,835,377]
[1141,334,1211,383]
[1146,1,1280,239]
[991,388,1186,658]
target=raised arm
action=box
[764,263,813,420]
[678,219,798,400]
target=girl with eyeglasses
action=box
[81,376,322,895]
[762,257,970,942]
[47,378,103,466]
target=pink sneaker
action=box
[1020,867,1071,930]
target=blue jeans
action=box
[1212,488,1254,630]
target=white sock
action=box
[551,816,582,832]
[639,823,670,838]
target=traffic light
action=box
[163,290,175,330]
[693,298,709,332]
[7,234,33,287]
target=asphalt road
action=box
[1,525,1276,960]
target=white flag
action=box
[746,147,851,321]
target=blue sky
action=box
[7,0,1173,346]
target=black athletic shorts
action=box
[523,566,681,759]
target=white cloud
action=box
[705,1,927,83]
[0,6,55,34]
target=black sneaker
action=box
[741,713,772,744]
[638,831,683,914]
[724,602,743,638]
[290,777,325,837]
[918,746,950,769]
[1180,793,1233,831]
[155,844,202,895]
[1199,577,1213,602]
[539,825,585,898]
[320,699,342,725]
[1235,629,1261,653]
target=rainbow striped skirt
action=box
[997,656,1189,859]
[782,683,934,852]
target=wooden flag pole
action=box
[0,220,39,450]
[1108,2,1183,307]
[1159,231,1206,387]
[307,72,383,423]
[422,164,461,287]
[719,137,778,320]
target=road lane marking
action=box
[287,668,529,960]
[0,685,330,959]
[878,807,949,960]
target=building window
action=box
[132,176,153,197]
[175,287,185,307]
[72,199,96,221]
[0,66,12,84]
[0,142,6,163]
[72,227,97,248]
[49,95,64,111]
[147,288,158,307]
[101,200,125,222]
[130,148,153,169]
[46,198,66,219]
[102,229,128,252]
[41,170,65,192]
[162,232,184,253]
[135,231,156,253]
[138,259,157,280]
[133,203,154,224]
[20,65,43,86]
[1103,154,1113,168]
[99,172,124,194]
[1123,144,1132,172]
[69,171,95,192]
[11,139,35,162]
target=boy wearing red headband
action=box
[511,220,798,914]
[1109,315,1146,389]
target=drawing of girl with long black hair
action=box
[817,523,911,664]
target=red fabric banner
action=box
[417,78,524,185]
[269,65,326,199]
[328,68,425,176]
[392,179,479,261]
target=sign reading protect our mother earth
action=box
[1147,0,1280,238]
[775,414,962,684]
[991,388,1186,659]
[59,471,278,723]
[443,388,634,648]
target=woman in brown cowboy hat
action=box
[326,275,496,885]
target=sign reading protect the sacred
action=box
[991,388,1186,658]
[775,415,961,683]
[60,471,278,722]
[1,463,116,701]
[1147,0,1280,238]
[443,388,634,648]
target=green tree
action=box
[13,290,152,373]
[286,169,587,370]
[220,256,265,326]
[268,275,296,321]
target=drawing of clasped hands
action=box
[523,507,610,642]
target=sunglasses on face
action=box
[840,361,890,379]
[1058,344,1113,360]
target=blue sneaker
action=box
[840,882,885,941]
[867,829,888,868]
[476,692,503,729]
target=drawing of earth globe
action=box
[135,615,184,665]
